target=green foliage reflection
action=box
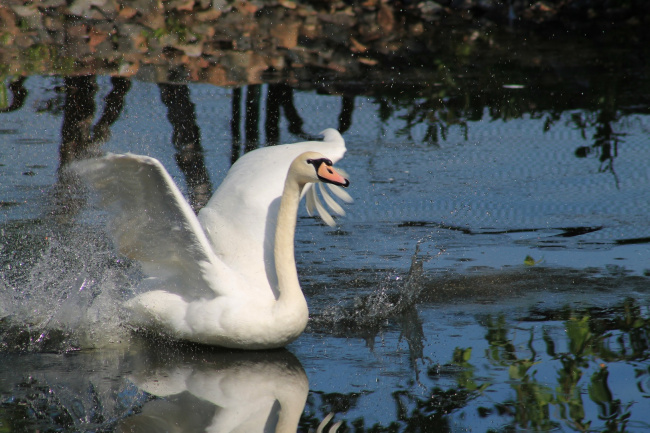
[482,298,650,432]
[302,298,650,432]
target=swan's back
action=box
[198,129,347,299]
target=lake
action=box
[1,9,650,431]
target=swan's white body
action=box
[74,129,350,349]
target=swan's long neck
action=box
[273,176,307,314]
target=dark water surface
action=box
[1,68,650,432]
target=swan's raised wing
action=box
[198,128,350,296]
[72,154,231,300]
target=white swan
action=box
[73,129,351,349]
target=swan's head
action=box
[290,152,350,188]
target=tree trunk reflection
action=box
[159,83,212,212]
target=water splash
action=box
[309,243,427,339]
[1,223,134,352]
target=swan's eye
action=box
[306,158,333,167]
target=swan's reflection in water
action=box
[117,345,308,433]
[0,340,308,432]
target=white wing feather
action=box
[305,185,336,227]
[72,154,234,300]
[318,183,346,216]
[326,182,353,203]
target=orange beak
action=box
[316,163,350,187]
